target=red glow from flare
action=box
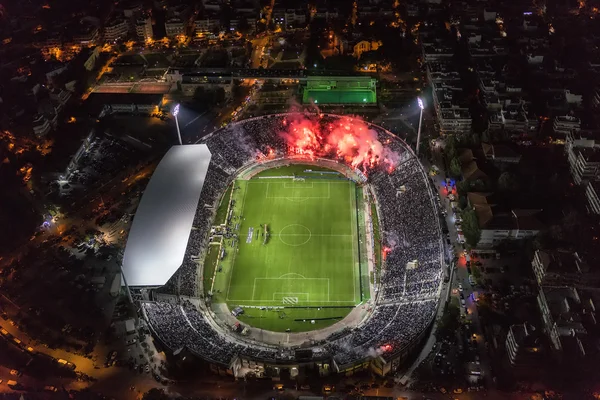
[281,115,400,173]
[382,246,392,260]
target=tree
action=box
[421,137,432,161]
[231,81,243,99]
[445,135,458,161]
[436,301,460,338]
[457,180,470,196]
[461,208,481,248]
[193,87,226,109]
[142,389,171,400]
[214,87,226,104]
[237,17,250,34]
[481,129,491,143]
[323,55,357,72]
[449,157,462,178]
[497,171,519,192]
[472,178,487,192]
[472,265,482,282]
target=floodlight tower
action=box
[173,103,182,145]
[416,97,424,157]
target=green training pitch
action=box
[211,165,364,332]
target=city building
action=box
[86,93,164,115]
[488,103,532,133]
[284,9,306,29]
[585,181,600,214]
[104,18,129,42]
[136,15,153,42]
[536,286,600,358]
[565,130,600,184]
[352,40,381,59]
[421,43,454,62]
[468,193,543,248]
[202,0,221,12]
[32,114,52,138]
[195,17,220,36]
[505,323,545,372]
[72,23,100,46]
[553,115,581,136]
[165,17,185,38]
[431,83,472,135]
[481,143,521,165]
[531,249,598,287]
[123,1,142,18]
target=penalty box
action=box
[252,277,330,303]
[264,182,332,199]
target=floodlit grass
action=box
[214,184,232,225]
[203,244,221,294]
[371,202,382,275]
[213,165,363,332]
[236,307,354,332]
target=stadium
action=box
[121,113,444,378]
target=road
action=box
[422,142,495,389]
[251,36,270,68]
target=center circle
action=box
[278,224,311,246]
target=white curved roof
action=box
[122,144,212,287]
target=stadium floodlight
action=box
[173,103,182,145]
[416,97,425,157]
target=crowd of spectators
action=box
[142,301,279,364]
[146,114,443,367]
[327,300,437,365]
[370,156,443,303]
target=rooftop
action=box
[122,145,212,287]
[482,143,521,161]
[575,147,600,163]
[536,249,587,275]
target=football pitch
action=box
[210,165,366,332]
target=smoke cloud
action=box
[279,114,401,173]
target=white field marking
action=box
[276,233,352,236]
[283,181,313,189]
[264,182,331,199]
[226,182,249,301]
[279,273,307,279]
[278,224,312,246]
[285,197,310,202]
[226,299,352,304]
[272,292,309,302]
[248,181,348,184]
[256,277,330,280]
[349,180,357,303]
[254,278,330,303]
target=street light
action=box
[416,97,424,157]
[173,103,182,145]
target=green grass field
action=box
[210,165,365,332]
